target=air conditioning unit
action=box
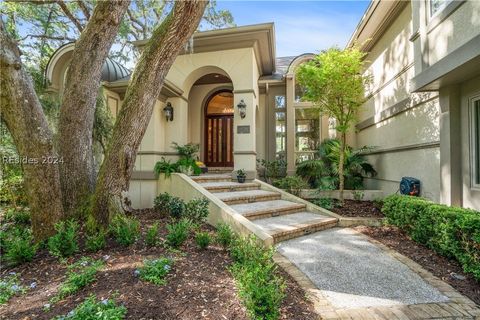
[400,177,420,196]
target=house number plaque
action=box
[237,125,250,134]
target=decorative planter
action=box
[237,176,246,183]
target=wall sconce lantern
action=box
[237,99,247,119]
[163,102,174,122]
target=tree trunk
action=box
[338,131,346,205]
[57,0,129,217]
[0,24,64,241]
[92,0,208,227]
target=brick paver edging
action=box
[273,229,480,320]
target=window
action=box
[206,91,234,115]
[430,0,451,16]
[295,108,321,163]
[295,82,307,103]
[473,98,480,187]
[274,96,286,159]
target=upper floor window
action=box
[473,97,480,187]
[430,0,451,17]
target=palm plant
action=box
[296,139,376,190]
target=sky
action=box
[215,1,370,57]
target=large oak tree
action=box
[1,0,209,239]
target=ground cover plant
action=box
[0,273,26,304]
[49,257,104,305]
[0,205,316,320]
[53,294,127,320]
[137,258,173,285]
[382,195,480,280]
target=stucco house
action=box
[45,0,480,210]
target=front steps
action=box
[192,174,338,243]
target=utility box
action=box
[400,177,420,196]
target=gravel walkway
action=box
[277,228,449,309]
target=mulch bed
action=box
[355,225,480,305]
[0,209,317,319]
[330,199,384,218]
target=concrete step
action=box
[253,212,338,243]
[199,181,260,193]
[230,200,306,220]
[191,174,232,183]
[214,189,281,205]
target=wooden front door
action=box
[205,115,234,167]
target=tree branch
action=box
[55,0,83,32]
[76,0,90,20]
[20,34,76,42]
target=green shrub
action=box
[383,195,480,280]
[53,294,126,320]
[50,257,104,304]
[167,196,186,219]
[145,222,159,247]
[230,235,274,267]
[312,198,334,210]
[137,257,173,285]
[185,198,209,223]
[195,232,211,250]
[4,227,37,266]
[257,159,287,183]
[153,193,171,213]
[109,214,140,246]
[48,220,79,258]
[165,219,191,248]
[85,230,106,252]
[153,158,177,178]
[229,235,285,320]
[273,176,308,196]
[296,139,376,189]
[171,142,199,160]
[4,208,30,225]
[216,223,235,249]
[0,273,26,304]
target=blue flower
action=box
[43,303,51,309]
[30,282,37,289]
[133,269,140,277]
[163,264,171,271]
[101,299,109,305]
[67,310,75,317]
[10,284,20,292]
[8,272,16,276]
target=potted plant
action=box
[236,169,246,183]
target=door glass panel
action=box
[207,91,234,114]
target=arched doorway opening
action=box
[204,90,234,167]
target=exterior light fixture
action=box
[163,102,174,122]
[237,99,247,119]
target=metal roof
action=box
[101,58,130,82]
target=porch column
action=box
[233,90,257,180]
[439,85,462,206]
[285,74,296,175]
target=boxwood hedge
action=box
[382,195,480,280]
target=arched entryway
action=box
[204,90,234,167]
